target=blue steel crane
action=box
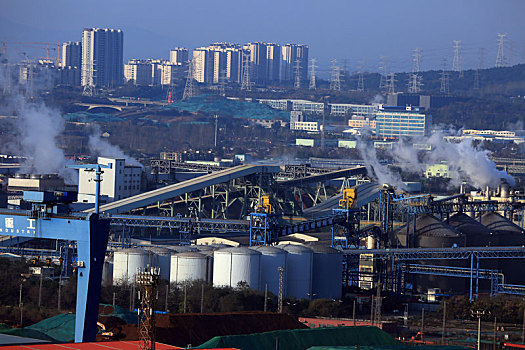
[0,163,112,343]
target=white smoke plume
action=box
[88,125,142,167]
[359,131,515,190]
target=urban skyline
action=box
[1,0,525,74]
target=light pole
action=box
[472,309,486,350]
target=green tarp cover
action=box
[195,326,400,350]
[307,346,472,350]
[0,313,75,342]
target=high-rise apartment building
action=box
[81,28,124,87]
[266,43,281,83]
[60,41,81,68]
[192,43,243,84]
[281,44,309,83]
[124,59,153,86]
[169,48,189,64]
[246,42,268,85]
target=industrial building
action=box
[375,105,431,139]
[77,157,142,203]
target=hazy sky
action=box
[1,0,524,74]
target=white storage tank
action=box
[250,245,287,296]
[168,245,198,253]
[310,245,343,299]
[147,247,173,281]
[170,251,210,284]
[213,247,261,289]
[112,248,150,285]
[280,244,313,299]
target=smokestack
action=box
[485,185,491,200]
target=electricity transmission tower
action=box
[496,33,507,68]
[182,59,197,100]
[294,59,302,89]
[386,73,396,94]
[329,59,341,91]
[408,48,422,93]
[309,58,317,90]
[357,62,364,92]
[379,56,388,90]
[219,69,226,96]
[440,58,450,95]
[136,267,160,350]
[82,61,96,97]
[241,51,253,91]
[452,40,463,77]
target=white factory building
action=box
[77,157,142,204]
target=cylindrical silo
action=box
[250,245,287,296]
[147,246,173,281]
[213,247,261,290]
[168,245,199,253]
[280,244,313,299]
[112,248,150,285]
[170,251,210,284]
[310,245,343,300]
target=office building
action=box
[81,28,124,87]
[281,44,308,83]
[348,116,376,129]
[78,157,142,204]
[375,106,431,139]
[330,103,380,117]
[60,41,81,68]
[169,48,188,64]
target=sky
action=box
[1,0,524,74]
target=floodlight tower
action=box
[136,267,160,350]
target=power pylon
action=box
[496,33,507,68]
[329,59,341,91]
[452,40,463,77]
[82,61,96,97]
[241,51,252,91]
[294,59,301,89]
[440,58,450,95]
[473,69,480,90]
[136,267,160,350]
[408,48,422,93]
[182,59,197,100]
[309,58,317,90]
[386,72,396,94]
[357,62,364,92]
[219,69,226,96]
[379,56,388,90]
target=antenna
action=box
[440,58,450,95]
[496,33,507,68]
[452,40,463,78]
[329,59,341,91]
[182,59,197,99]
[294,58,301,89]
[309,58,317,90]
[357,61,365,92]
[241,50,252,91]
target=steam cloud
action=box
[0,64,140,183]
[358,131,515,190]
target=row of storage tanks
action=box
[105,244,343,300]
